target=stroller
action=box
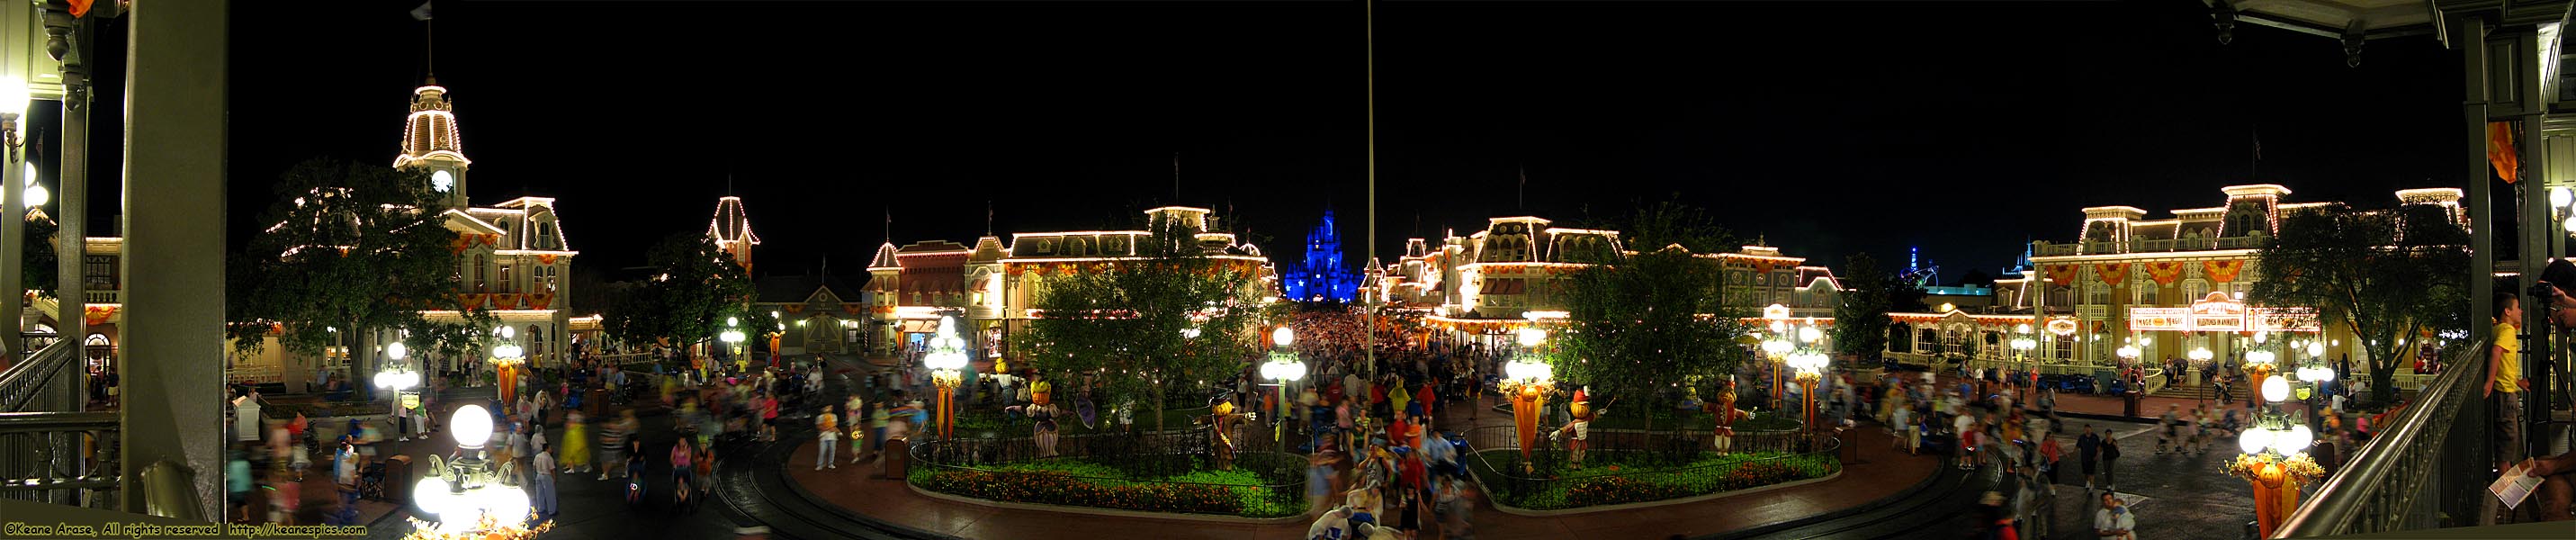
[357,458,391,500]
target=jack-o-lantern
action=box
[2254,461,2287,488]
[1568,391,1593,419]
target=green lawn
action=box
[948,406,1215,437]
[1463,448,1836,510]
[910,454,1306,518]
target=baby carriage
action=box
[357,459,390,500]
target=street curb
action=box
[1696,458,1962,540]
[902,482,1310,525]
[765,428,963,540]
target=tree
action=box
[603,234,758,364]
[1020,219,1263,431]
[226,158,489,400]
[2248,203,2469,405]
[1833,253,1897,363]
[1552,201,1752,432]
[21,215,55,298]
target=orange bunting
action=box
[2205,259,2247,284]
[2491,122,2522,184]
[527,292,553,310]
[2044,265,2080,285]
[537,254,559,265]
[2095,263,2131,286]
[83,306,117,326]
[785,304,805,314]
[2143,261,2187,286]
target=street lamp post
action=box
[2011,324,2037,403]
[924,315,969,440]
[1763,305,1791,411]
[491,326,525,407]
[2230,364,2322,538]
[412,403,546,536]
[1262,327,1306,444]
[374,341,421,440]
[1502,327,1555,473]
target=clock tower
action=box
[393,76,471,208]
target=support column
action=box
[2,102,21,359]
[2464,15,2492,390]
[119,0,226,517]
[53,11,88,410]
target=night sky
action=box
[193,1,2466,285]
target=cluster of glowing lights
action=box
[2239,423,2314,456]
[489,326,523,362]
[1261,328,1307,382]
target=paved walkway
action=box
[777,364,1944,539]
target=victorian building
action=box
[862,206,1276,364]
[1375,216,1841,344]
[1280,208,1360,302]
[220,77,580,389]
[1869,184,2464,390]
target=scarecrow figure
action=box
[1004,381,1062,457]
[1207,398,1252,470]
[1551,389,1594,470]
[1707,382,1750,454]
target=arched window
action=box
[84,334,110,346]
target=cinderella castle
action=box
[1282,208,1361,302]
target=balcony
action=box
[2033,235,2268,257]
[84,290,117,305]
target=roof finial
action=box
[985,201,994,237]
[884,207,892,244]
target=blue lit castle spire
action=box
[1283,207,1361,302]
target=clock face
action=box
[431,170,454,193]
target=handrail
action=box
[2275,338,2489,537]
[2,339,82,412]
[140,460,202,521]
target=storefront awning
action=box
[899,320,940,334]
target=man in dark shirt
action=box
[2077,425,2102,490]
[2100,428,2123,491]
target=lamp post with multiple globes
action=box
[1261,327,1306,444]
[1502,327,1555,473]
[2229,356,2323,538]
[720,316,747,377]
[924,315,970,440]
[492,326,525,406]
[412,403,547,537]
[373,341,421,439]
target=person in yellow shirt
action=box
[2491,292,2529,470]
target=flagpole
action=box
[1364,0,1378,382]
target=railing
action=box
[2275,338,2490,537]
[907,426,1309,518]
[2034,236,2268,257]
[84,290,116,305]
[3,339,82,412]
[1457,424,1842,511]
[0,410,121,510]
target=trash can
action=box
[587,388,608,417]
[881,436,910,480]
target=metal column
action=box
[119,0,227,517]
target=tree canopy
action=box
[1552,201,1751,415]
[226,158,492,398]
[21,215,55,298]
[2248,203,2469,404]
[1019,220,1264,430]
[1832,252,1896,363]
[602,233,758,359]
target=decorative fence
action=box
[908,425,1309,518]
[0,341,120,510]
[1458,424,1841,511]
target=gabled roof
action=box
[866,241,900,270]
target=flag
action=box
[410,1,433,21]
[2489,122,2521,184]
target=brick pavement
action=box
[778,368,1943,540]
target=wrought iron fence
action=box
[0,410,121,509]
[1457,424,1840,510]
[2275,338,2489,537]
[3,340,81,412]
[907,426,1309,518]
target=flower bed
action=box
[1468,449,1837,510]
[910,456,1304,518]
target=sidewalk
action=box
[776,374,1943,540]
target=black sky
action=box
[215,1,2465,284]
